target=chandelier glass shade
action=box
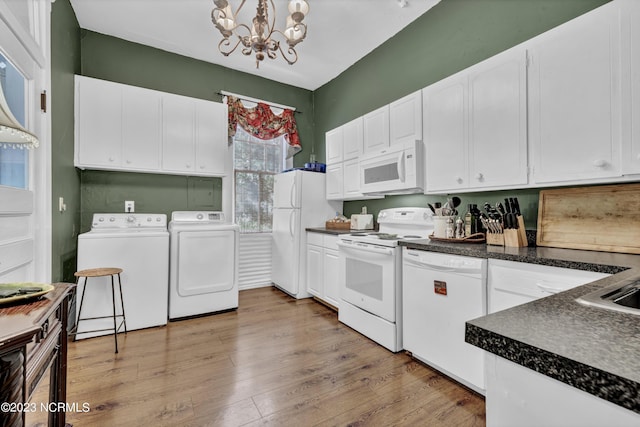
[212,0,309,68]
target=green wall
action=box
[77,31,313,231]
[314,0,611,228]
[50,0,616,281]
[51,0,81,282]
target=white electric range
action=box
[337,207,434,352]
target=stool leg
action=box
[111,274,118,354]
[117,273,127,334]
[73,277,89,342]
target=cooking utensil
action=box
[427,203,436,214]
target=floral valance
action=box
[227,96,301,158]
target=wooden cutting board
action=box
[537,183,640,254]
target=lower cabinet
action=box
[306,232,340,309]
[486,354,640,427]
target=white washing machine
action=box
[76,213,169,339]
[169,211,239,320]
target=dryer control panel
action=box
[170,211,226,223]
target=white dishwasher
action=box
[402,248,487,394]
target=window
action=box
[233,126,286,233]
[0,52,28,189]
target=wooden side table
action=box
[72,268,127,353]
[0,283,74,427]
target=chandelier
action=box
[212,0,309,68]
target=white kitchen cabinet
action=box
[342,117,363,160]
[306,235,324,298]
[75,75,228,177]
[486,354,640,427]
[390,90,422,146]
[622,0,640,175]
[325,163,344,200]
[487,259,609,314]
[363,105,390,153]
[162,94,195,173]
[122,85,161,171]
[468,49,527,188]
[325,127,344,164]
[423,74,468,193]
[306,233,340,309]
[75,76,122,168]
[194,99,228,175]
[529,2,622,184]
[342,158,361,199]
[423,48,527,193]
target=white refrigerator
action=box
[271,170,341,298]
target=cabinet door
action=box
[363,105,390,153]
[529,3,622,184]
[122,86,161,171]
[423,76,468,193]
[162,94,195,173]
[75,76,122,167]
[468,49,528,188]
[342,117,363,160]
[323,248,340,308]
[342,158,361,199]
[325,127,343,164]
[195,100,227,175]
[622,0,640,175]
[390,90,422,146]
[325,163,344,200]
[306,244,323,298]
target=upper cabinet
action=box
[342,117,363,160]
[622,0,640,175]
[390,90,423,146]
[529,2,622,184]
[423,48,527,193]
[75,75,228,177]
[363,105,390,153]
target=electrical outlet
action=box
[125,201,135,213]
[58,197,67,212]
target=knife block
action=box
[486,232,504,246]
[504,215,527,247]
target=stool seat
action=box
[72,267,127,353]
[75,267,123,278]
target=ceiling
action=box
[69,0,441,91]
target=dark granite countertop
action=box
[399,238,640,414]
[306,227,352,235]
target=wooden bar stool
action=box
[72,267,128,353]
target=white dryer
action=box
[169,211,239,320]
[76,213,169,339]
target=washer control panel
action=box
[92,213,167,229]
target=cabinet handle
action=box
[475,172,484,181]
[593,159,607,168]
[199,165,205,169]
[455,176,463,184]
[186,164,191,168]
[108,157,114,162]
[126,160,131,164]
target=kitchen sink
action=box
[577,280,640,315]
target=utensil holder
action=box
[504,215,527,248]
[486,232,504,246]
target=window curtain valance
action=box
[226,96,301,158]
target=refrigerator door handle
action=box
[289,210,295,238]
[289,179,297,208]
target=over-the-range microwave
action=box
[359,140,424,195]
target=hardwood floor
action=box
[29,287,486,426]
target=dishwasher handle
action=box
[404,252,483,274]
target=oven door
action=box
[337,239,399,322]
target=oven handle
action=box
[337,242,394,256]
[403,256,458,272]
